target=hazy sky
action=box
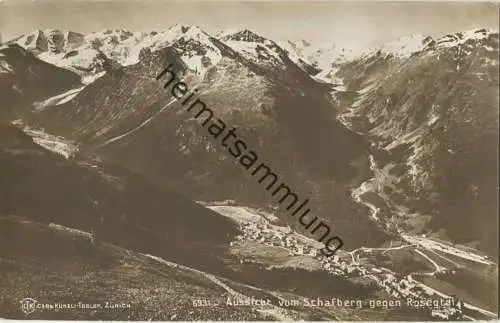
[0,1,498,46]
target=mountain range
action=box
[1,24,498,320]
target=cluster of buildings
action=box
[235,222,319,257]
[233,220,464,320]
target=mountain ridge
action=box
[5,25,497,255]
[0,22,498,321]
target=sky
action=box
[0,1,498,47]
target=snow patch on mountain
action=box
[0,59,13,74]
[34,86,86,110]
[38,47,109,74]
[435,29,495,48]
[380,34,430,57]
[82,71,106,85]
[12,120,79,159]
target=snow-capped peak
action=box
[218,29,290,68]
[281,39,369,72]
[167,24,210,39]
[82,24,221,70]
[434,28,498,48]
[377,28,498,57]
[379,34,432,57]
[11,25,226,81]
[219,29,267,43]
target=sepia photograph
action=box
[0,0,498,321]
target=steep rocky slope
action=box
[18,26,385,250]
[0,124,432,321]
[333,29,499,256]
[0,44,81,121]
[0,124,240,270]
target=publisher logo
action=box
[20,298,38,315]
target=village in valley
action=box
[224,209,482,321]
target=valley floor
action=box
[207,203,498,320]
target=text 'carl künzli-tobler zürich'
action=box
[155,63,344,257]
